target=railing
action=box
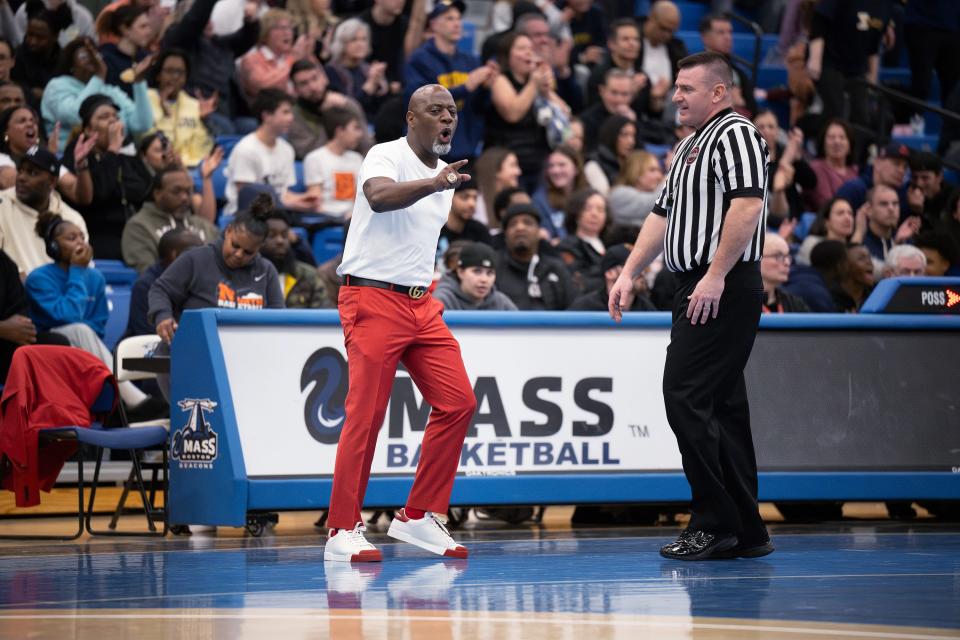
[852,78,960,171]
[724,12,763,85]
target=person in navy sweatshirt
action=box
[403,0,496,163]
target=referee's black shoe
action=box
[659,530,738,560]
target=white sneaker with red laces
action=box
[387,509,468,558]
[323,522,383,562]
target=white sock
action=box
[118,380,148,407]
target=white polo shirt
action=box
[337,138,453,287]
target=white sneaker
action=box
[387,509,468,558]
[323,522,383,562]
[323,559,383,594]
[387,562,465,604]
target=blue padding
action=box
[94,260,138,285]
[244,470,960,509]
[207,308,960,330]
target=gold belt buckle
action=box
[407,286,426,299]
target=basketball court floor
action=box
[0,508,958,639]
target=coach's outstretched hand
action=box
[435,159,472,192]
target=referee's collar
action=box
[695,107,734,135]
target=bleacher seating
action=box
[675,31,779,63]
[312,226,345,264]
[94,260,138,286]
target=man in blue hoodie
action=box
[404,0,496,163]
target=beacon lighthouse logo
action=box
[171,398,219,469]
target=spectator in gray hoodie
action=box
[433,242,518,311]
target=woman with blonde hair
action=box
[325,17,388,119]
[238,8,313,105]
[473,146,522,230]
[286,0,337,62]
[608,150,664,227]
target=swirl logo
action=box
[301,347,349,444]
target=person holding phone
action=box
[147,49,215,167]
[485,32,571,193]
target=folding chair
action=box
[107,336,169,531]
[0,380,169,540]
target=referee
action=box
[609,51,773,561]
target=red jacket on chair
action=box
[0,346,114,507]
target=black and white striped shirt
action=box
[651,108,769,273]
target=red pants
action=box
[327,286,476,529]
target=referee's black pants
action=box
[662,261,767,544]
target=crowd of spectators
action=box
[1,0,960,404]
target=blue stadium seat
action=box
[104,286,131,351]
[756,66,787,89]
[793,211,818,242]
[291,161,306,193]
[213,135,243,157]
[458,21,476,56]
[311,226,345,264]
[193,163,230,205]
[291,226,308,244]
[676,30,702,54]
[891,134,939,152]
[645,143,672,161]
[95,260,138,286]
[676,2,706,31]
[675,31,778,66]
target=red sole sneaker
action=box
[443,547,468,559]
[351,550,383,562]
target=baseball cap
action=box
[601,244,632,273]
[429,0,466,22]
[878,142,911,162]
[457,242,497,269]
[500,202,541,229]
[20,145,60,175]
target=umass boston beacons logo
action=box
[171,398,219,469]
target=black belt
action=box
[342,274,428,299]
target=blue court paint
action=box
[0,529,957,630]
